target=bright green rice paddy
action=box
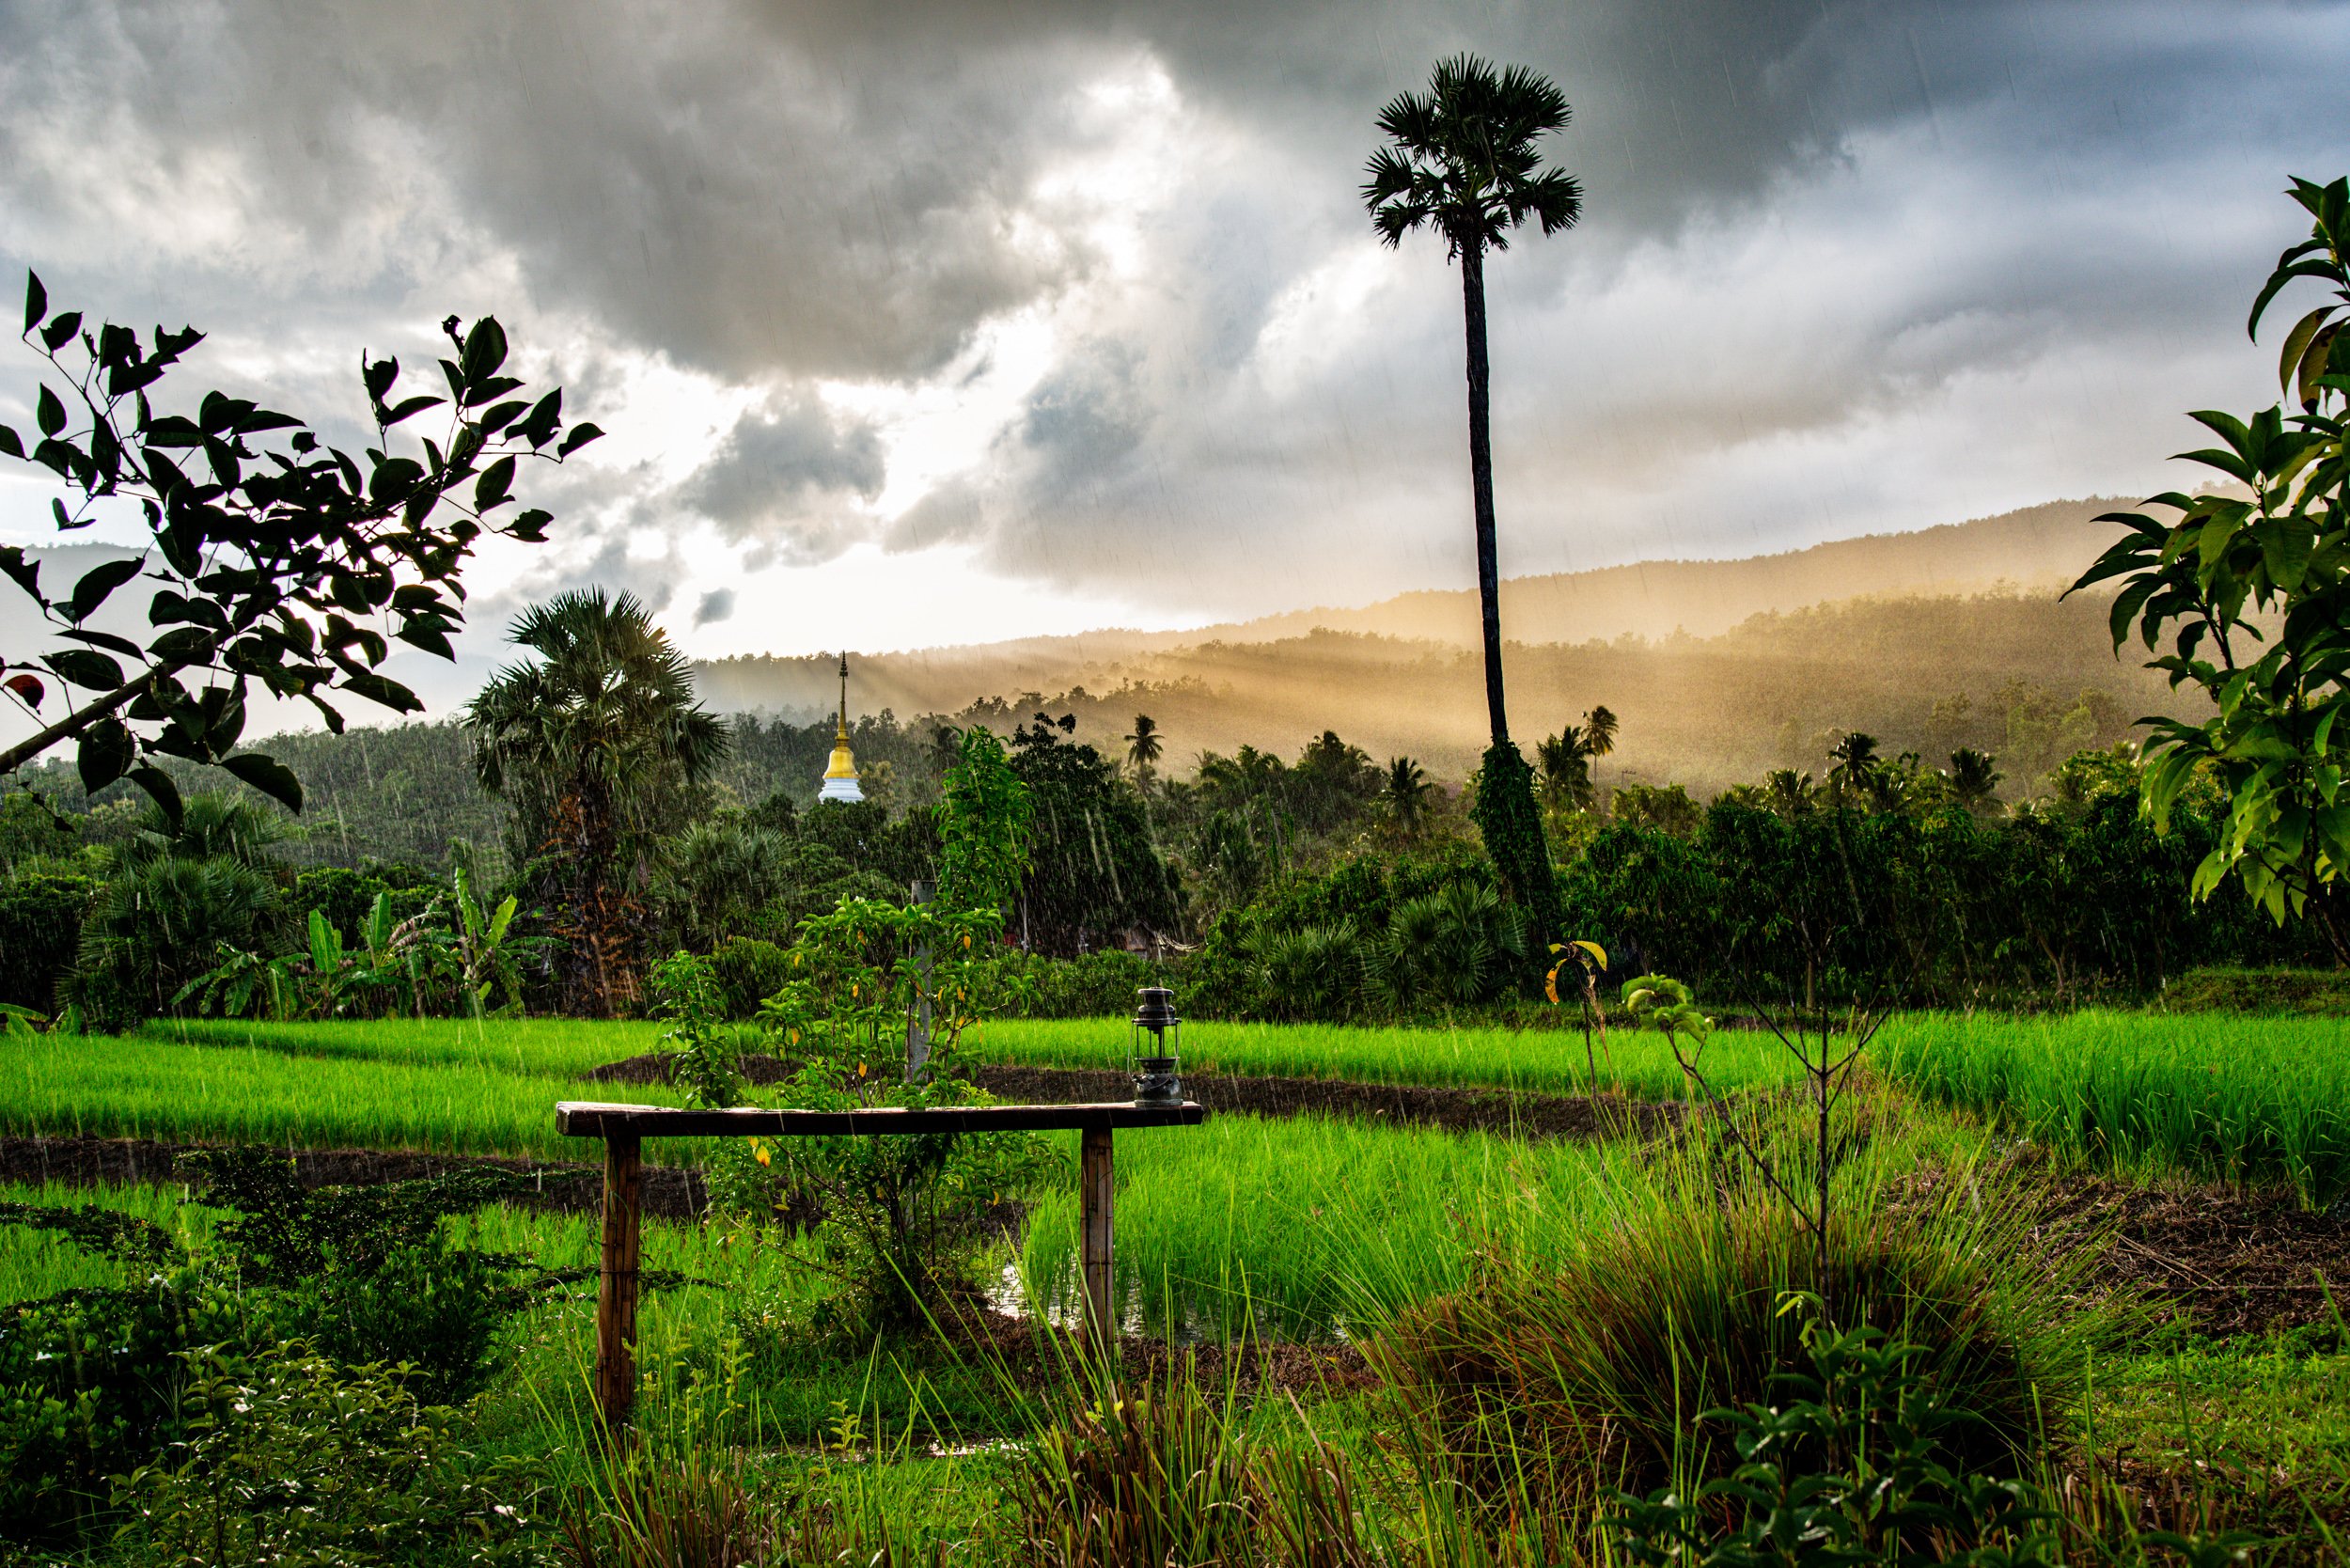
[6,1007,2347,1198]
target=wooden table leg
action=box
[596,1132,642,1425]
[1080,1125,1115,1358]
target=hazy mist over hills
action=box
[4,496,2171,798]
[691,496,2166,790]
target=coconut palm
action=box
[1125,714,1164,793]
[1947,747,2003,815]
[1536,726,1591,812]
[1826,731,1881,805]
[1583,704,1618,794]
[464,588,730,1014]
[1364,55,1580,747]
[1386,756,1434,834]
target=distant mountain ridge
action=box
[696,497,2123,721]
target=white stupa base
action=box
[817,776,865,804]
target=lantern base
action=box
[1132,1058,1183,1106]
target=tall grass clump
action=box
[1878,1010,2350,1200]
[1368,1151,2113,1513]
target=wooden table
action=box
[555,1099,1209,1423]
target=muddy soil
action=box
[586,1051,1684,1142]
[2036,1171,2350,1338]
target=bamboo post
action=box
[595,1132,642,1425]
[1079,1125,1115,1356]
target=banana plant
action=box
[173,943,300,1021]
[450,867,524,1017]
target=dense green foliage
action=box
[0,274,593,812]
[2076,177,2350,964]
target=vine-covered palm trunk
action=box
[1458,242,1559,951]
[546,777,641,1017]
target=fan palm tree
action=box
[1365,55,1580,747]
[1386,756,1434,834]
[1125,714,1164,793]
[464,588,730,1014]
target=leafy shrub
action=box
[2,1151,593,1545]
[111,1346,538,1568]
[0,870,93,1012]
[650,949,740,1108]
[70,855,290,1027]
[743,898,1052,1329]
[707,934,791,1020]
[277,1241,519,1408]
[2162,965,2350,1015]
[1375,1196,2107,1511]
[1244,919,1364,1021]
[1606,1319,2056,1565]
[0,1257,250,1542]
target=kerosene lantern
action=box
[1129,987,1183,1105]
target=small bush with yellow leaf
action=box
[731,896,1054,1333]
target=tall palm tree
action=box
[1385,756,1434,834]
[1365,55,1580,747]
[464,588,730,1015]
[1125,714,1164,793]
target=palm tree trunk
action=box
[1460,241,1509,745]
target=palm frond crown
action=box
[1362,54,1582,258]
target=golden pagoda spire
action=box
[818,651,864,804]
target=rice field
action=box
[1875,1010,2350,1200]
[9,1008,2350,1199]
[0,1023,689,1164]
[975,1015,1808,1097]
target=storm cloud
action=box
[1,0,2345,657]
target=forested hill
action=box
[696,496,2124,720]
[18,585,2184,871]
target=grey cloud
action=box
[5,0,2348,634]
[695,588,736,626]
[682,398,885,537]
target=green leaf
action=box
[474,453,515,510]
[42,649,125,690]
[461,317,508,384]
[23,271,45,335]
[336,667,422,713]
[76,718,134,793]
[67,555,141,622]
[382,394,443,427]
[556,422,603,457]
[35,384,65,437]
[221,750,304,812]
[0,424,23,460]
[39,312,80,353]
[0,545,40,604]
[128,764,183,830]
